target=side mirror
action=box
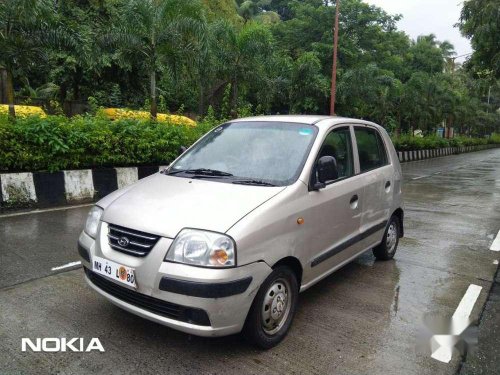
[313,156,338,190]
[178,145,187,155]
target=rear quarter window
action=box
[354,127,388,172]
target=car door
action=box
[300,125,366,286]
[353,126,394,249]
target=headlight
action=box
[165,229,236,268]
[84,206,103,238]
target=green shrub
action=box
[0,114,217,172]
[391,135,447,151]
[489,133,500,144]
[0,115,498,173]
[391,134,495,151]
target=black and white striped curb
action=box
[395,144,497,163]
[0,144,497,210]
[0,165,166,210]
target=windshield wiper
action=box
[167,168,233,177]
[232,179,276,186]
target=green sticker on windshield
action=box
[299,128,313,135]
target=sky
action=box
[364,0,472,61]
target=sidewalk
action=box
[459,266,500,374]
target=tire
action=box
[243,266,299,349]
[373,215,400,261]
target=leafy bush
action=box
[98,108,196,126]
[0,105,46,118]
[391,134,498,151]
[0,114,216,172]
[0,114,498,173]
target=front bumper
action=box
[79,226,272,337]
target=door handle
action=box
[385,181,391,193]
[349,194,359,209]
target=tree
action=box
[0,0,67,117]
[459,0,500,77]
[49,0,121,103]
[290,52,329,113]
[337,63,402,129]
[202,0,242,24]
[237,0,259,22]
[407,35,445,75]
[1,0,495,137]
[105,0,206,118]
[208,20,274,114]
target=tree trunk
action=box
[396,108,401,136]
[0,68,6,104]
[150,70,157,119]
[198,80,204,115]
[60,82,68,103]
[6,68,15,118]
[73,67,82,100]
[230,79,238,116]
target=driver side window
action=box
[318,127,354,181]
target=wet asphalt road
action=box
[0,149,499,374]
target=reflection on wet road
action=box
[1,149,499,374]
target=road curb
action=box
[0,144,498,210]
[398,144,498,163]
[0,165,166,211]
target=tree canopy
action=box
[459,0,500,78]
[0,0,498,135]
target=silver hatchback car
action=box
[78,115,404,348]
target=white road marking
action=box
[431,336,458,363]
[490,230,500,251]
[452,284,482,319]
[0,203,93,219]
[51,261,82,271]
[431,284,482,363]
[412,175,430,180]
[494,260,499,265]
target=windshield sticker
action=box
[299,128,313,135]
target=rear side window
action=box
[354,128,388,172]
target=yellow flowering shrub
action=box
[100,108,196,126]
[0,105,46,118]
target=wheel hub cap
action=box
[271,292,286,319]
[261,279,291,335]
[386,223,397,252]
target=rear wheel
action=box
[243,266,298,349]
[373,215,400,260]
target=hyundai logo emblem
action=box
[118,236,130,247]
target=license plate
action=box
[92,256,137,288]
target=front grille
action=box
[107,224,160,257]
[85,268,211,326]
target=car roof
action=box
[230,115,378,128]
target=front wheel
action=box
[373,215,400,260]
[243,266,299,349]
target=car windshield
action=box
[168,121,318,186]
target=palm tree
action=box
[439,40,456,72]
[105,0,206,118]
[0,0,74,117]
[0,0,48,117]
[209,20,273,113]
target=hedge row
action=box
[0,115,216,172]
[392,134,500,151]
[0,115,498,172]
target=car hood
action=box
[100,173,286,238]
